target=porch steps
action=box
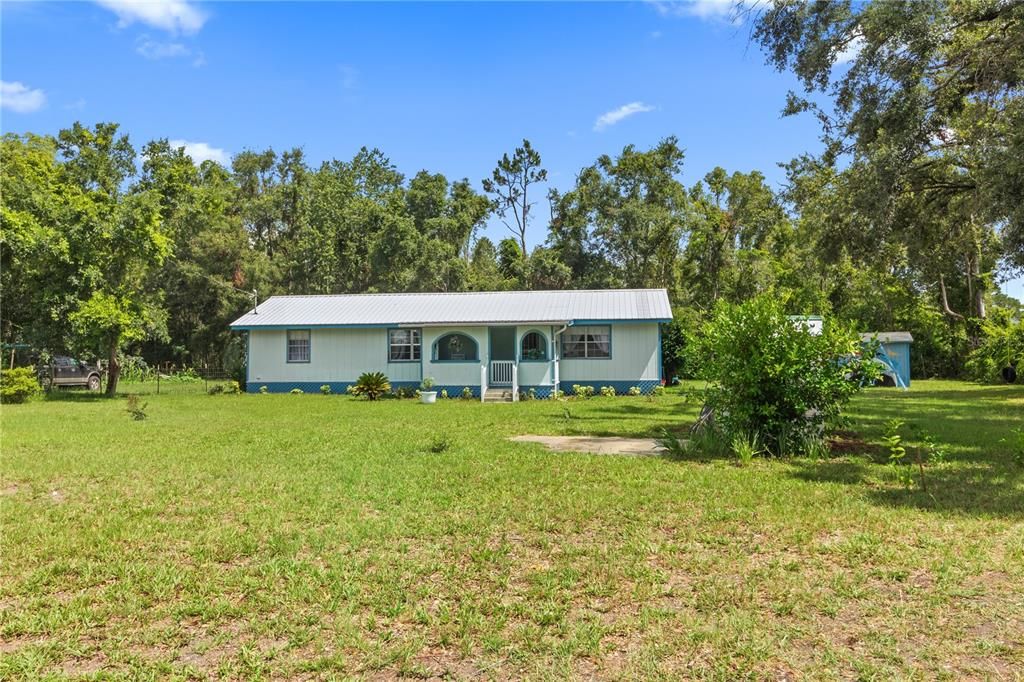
[483,387,514,403]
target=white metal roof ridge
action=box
[230,288,672,328]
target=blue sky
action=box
[3,0,1021,299]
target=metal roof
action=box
[230,289,672,328]
[861,332,914,344]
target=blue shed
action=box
[861,332,913,388]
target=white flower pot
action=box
[420,391,437,404]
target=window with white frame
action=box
[287,330,311,363]
[388,329,421,362]
[561,326,610,359]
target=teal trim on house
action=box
[232,323,397,330]
[560,324,613,360]
[432,332,480,362]
[657,323,663,384]
[247,380,481,398]
[386,327,422,363]
[518,328,549,362]
[285,328,312,363]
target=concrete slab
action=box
[510,435,665,456]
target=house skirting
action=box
[247,379,661,397]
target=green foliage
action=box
[599,385,616,397]
[320,384,332,395]
[420,376,436,390]
[290,388,304,394]
[351,372,391,401]
[461,386,473,400]
[258,385,268,394]
[966,319,1024,383]
[688,295,878,455]
[883,419,914,488]
[428,436,451,454]
[652,385,666,397]
[1004,428,1024,468]
[124,394,147,421]
[572,384,594,399]
[731,433,763,467]
[440,389,448,399]
[0,367,41,404]
[628,386,642,396]
[657,428,689,459]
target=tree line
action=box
[2,0,1021,394]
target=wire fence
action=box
[111,368,237,395]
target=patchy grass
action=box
[1,380,1022,679]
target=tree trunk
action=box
[939,274,965,321]
[970,251,986,319]
[105,339,120,397]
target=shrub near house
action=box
[687,295,879,456]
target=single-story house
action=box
[861,331,913,388]
[230,288,672,399]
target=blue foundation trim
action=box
[248,379,660,397]
[247,381,482,397]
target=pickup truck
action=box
[38,356,103,391]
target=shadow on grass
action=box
[788,457,1024,519]
[41,390,115,402]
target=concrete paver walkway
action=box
[510,435,665,456]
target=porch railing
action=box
[490,360,514,386]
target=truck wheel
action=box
[87,375,101,391]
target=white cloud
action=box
[593,101,655,132]
[649,0,735,22]
[95,0,207,35]
[169,139,229,165]
[835,35,865,65]
[136,37,190,59]
[0,80,46,113]
[65,98,87,111]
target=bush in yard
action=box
[259,385,269,394]
[461,386,473,400]
[686,294,878,456]
[290,388,304,395]
[1,367,42,404]
[572,384,594,398]
[320,384,332,395]
[628,386,642,396]
[599,385,616,397]
[965,317,1023,383]
[351,372,390,401]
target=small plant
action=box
[290,388,304,394]
[224,381,241,395]
[320,384,332,395]
[351,372,391,400]
[600,385,617,397]
[208,384,225,395]
[921,432,947,465]
[800,434,830,461]
[259,385,269,394]
[561,406,575,421]
[527,387,537,400]
[883,419,914,487]
[628,386,642,396]
[731,432,763,467]
[461,386,473,400]
[0,367,42,404]
[652,385,666,397]
[552,389,565,399]
[420,376,436,391]
[125,394,148,421]
[572,384,594,398]
[657,428,688,458]
[429,436,451,453]
[440,389,448,399]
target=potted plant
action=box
[420,377,438,404]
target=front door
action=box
[489,327,516,385]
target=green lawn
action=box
[2,381,1022,680]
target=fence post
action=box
[512,364,518,402]
[157,372,160,395]
[480,364,487,403]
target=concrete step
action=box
[483,388,514,403]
